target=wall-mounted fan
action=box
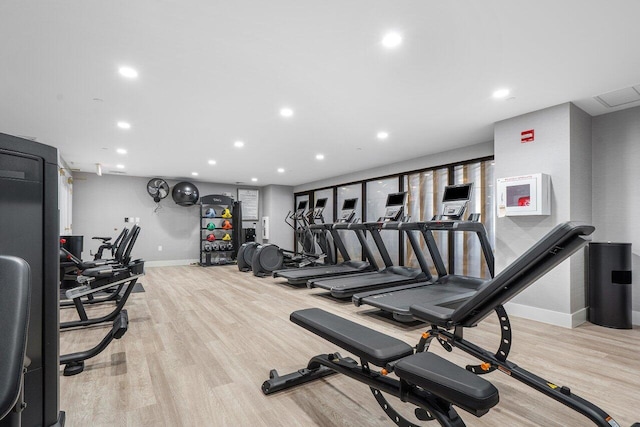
[147,178,170,203]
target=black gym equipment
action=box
[0,133,64,426]
[263,308,500,426]
[264,222,639,426]
[272,198,377,284]
[172,181,199,206]
[91,228,129,260]
[352,219,494,322]
[58,226,143,376]
[237,242,259,272]
[59,226,140,308]
[252,199,334,277]
[199,195,242,265]
[243,227,256,242]
[146,178,170,203]
[306,192,434,298]
[351,183,494,321]
[60,229,129,290]
[60,226,143,330]
[59,311,129,376]
[0,256,31,426]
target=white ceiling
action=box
[2,1,640,186]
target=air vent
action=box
[594,86,640,108]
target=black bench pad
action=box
[290,308,413,367]
[395,352,499,416]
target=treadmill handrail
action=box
[416,220,495,278]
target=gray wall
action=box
[569,106,593,312]
[72,172,261,263]
[261,184,295,249]
[494,103,592,326]
[294,141,493,192]
[592,105,640,315]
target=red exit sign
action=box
[521,129,534,143]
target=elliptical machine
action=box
[237,241,260,272]
[249,199,334,277]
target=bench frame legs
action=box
[263,352,466,427]
[420,305,622,427]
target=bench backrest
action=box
[451,222,594,327]
[121,225,141,265]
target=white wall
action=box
[494,103,592,327]
[261,184,295,249]
[592,105,640,321]
[72,172,261,264]
[569,106,593,313]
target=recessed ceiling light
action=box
[377,131,389,140]
[381,32,403,49]
[277,168,285,173]
[492,88,510,99]
[208,159,217,165]
[118,66,138,79]
[116,148,127,154]
[280,107,294,118]
[315,154,325,160]
[251,178,258,182]
[117,121,131,129]
[191,172,198,176]
[234,140,244,148]
[116,164,125,169]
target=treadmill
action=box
[272,198,378,285]
[352,183,495,322]
[307,192,430,298]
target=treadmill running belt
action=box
[312,272,425,298]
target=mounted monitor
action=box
[296,200,308,211]
[380,192,407,222]
[292,200,309,220]
[441,183,473,219]
[312,198,328,221]
[339,198,358,222]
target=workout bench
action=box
[264,222,639,426]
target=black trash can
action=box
[61,235,84,259]
[588,242,632,329]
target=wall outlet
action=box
[158,245,163,251]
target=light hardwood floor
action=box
[59,265,640,426]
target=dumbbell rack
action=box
[199,194,240,266]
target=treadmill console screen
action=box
[382,192,407,222]
[315,198,327,208]
[342,198,357,210]
[296,200,308,211]
[386,192,406,207]
[441,183,472,218]
[339,198,358,221]
[443,184,472,202]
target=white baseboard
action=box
[504,303,588,328]
[145,259,198,268]
[505,303,640,328]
